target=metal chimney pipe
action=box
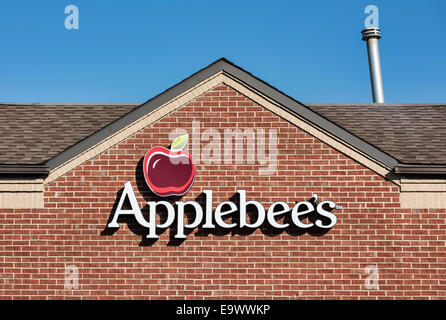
[361,28,385,103]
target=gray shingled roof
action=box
[0,102,445,166]
[305,103,446,165]
[0,103,138,164]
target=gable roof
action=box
[0,58,445,177]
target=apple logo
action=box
[143,134,196,197]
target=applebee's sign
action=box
[107,135,342,240]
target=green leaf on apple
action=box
[171,134,188,151]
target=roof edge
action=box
[305,103,446,106]
[394,164,446,175]
[0,164,49,177]
[0,103,141,106]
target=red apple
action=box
[143,144,195,197]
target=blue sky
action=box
[0,0,445,103]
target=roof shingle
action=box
[0,102,445,166]
[305,103,446,165]
[0,103,138,164]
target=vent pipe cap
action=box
[361,27,381,41]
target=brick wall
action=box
[1,85,445,299]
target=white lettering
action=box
[267,202,290,228]
[315,201,337,229]
[108,181,151,229]
[108,184,341,241]
[291,201,314,228]
[175,201,203,239]
[215,201,237,228]
[238,190,265,228]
